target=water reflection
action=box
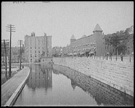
[27,63,52,92]
[15,64,133,106]
[53,69,60,75]
[15,64,98,106]
[71,79,77,90]
[53,65,134,106]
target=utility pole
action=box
[19,40,23,70]
[115,41,118,61]
[116,46,117,61]
[4,40,7,79]
[6,24,15,77]
[45,34,48,57]
[2,39,9,79]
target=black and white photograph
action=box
[1,1,134,106]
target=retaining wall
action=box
[53,57,134,96]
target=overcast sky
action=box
[2,2,133,47]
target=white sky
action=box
[2,2,133,47]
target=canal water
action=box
[14,64,133,106]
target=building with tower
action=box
[93,24,105,56]
[70,35,76,44]
[62,24,105,57]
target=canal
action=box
[14,64,133,106]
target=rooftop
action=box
[93,24,103,32]
[71,35,76,39]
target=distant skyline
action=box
[2,2,133,47]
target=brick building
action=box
[63,24,105,57]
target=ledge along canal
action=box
[14,64,133,106]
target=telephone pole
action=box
[19,40,23,70]
[2,39,9,79]
[6,24,15,77]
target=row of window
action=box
[25,45,46,50]
[30,58,38,62]
[29,51,41,53]
[30,47,44,50]
[70,43,96,49]
[30,54,41,57]
[28,41,44,46]
[29,47,43,49]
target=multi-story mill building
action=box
[24,32,52,63]
[62,24,106,56]
[63,24,105,56]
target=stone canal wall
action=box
[53,64,133,105]
[53,57,133,96]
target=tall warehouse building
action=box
[24,32,52,63]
